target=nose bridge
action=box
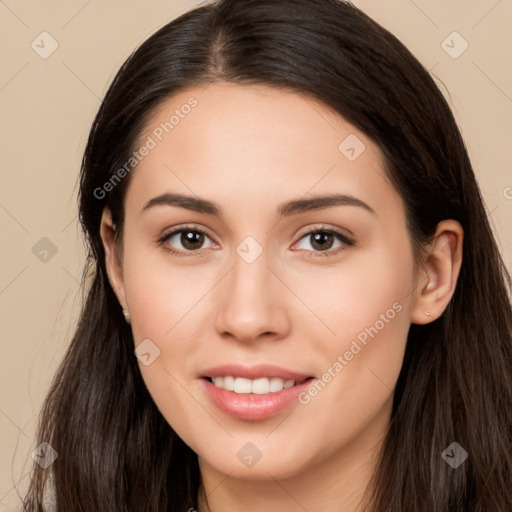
[214,237,290,342]
[232,241,271,299]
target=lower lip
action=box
[201,378,314,421]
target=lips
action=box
[199,364,315,420]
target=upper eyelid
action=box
[295,223,353,240]
[162,224,215,241]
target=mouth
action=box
[199,364,316,421]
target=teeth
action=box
[270,377,287,392]
[223,375,235,391]
[234,377,252,393]
[210,376,297,394]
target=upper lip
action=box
[200,364,313,382]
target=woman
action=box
[23,0,512,510]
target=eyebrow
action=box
[141,192,376,217]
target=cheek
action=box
[284,273,410,475]
[121,237,219,405]
[121,246,215,442]
[291,233,414,440]
[291,229,414,350]
[122,232,211,339]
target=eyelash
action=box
[157,224,355,259]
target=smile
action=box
[199,364,316,421]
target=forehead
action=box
[126,82,403,222]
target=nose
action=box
[214,246,292,345]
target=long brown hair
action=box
[23,0,512,510]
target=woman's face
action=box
[110,82,420,480]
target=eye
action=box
[157,224,354,259]
[158,225,217,257]
[292,227,354,257]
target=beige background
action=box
[1,0,511,508]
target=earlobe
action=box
[411,220,463,325]
[99,208,127,309]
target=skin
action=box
[100,82,463,511]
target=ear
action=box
[99,208,127,309]
[411,219,464,325]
